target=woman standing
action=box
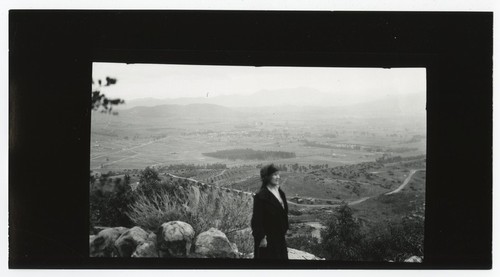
[251,164,289,259]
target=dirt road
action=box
[385,169,422,195]
[287,169,424,208]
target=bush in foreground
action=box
[320,204,364,261]
[127,182,253,241]
[318,204,424,262]
[287,235,323,258]
[90,175,135,231]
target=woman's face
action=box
[270,171,280,186]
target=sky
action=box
[92,62,426,103]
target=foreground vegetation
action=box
[287,204,424,262]
[90,166,254,254]
[91,163,425,261]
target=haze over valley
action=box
[91,87,425,174]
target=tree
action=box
[123,174,131,186]
[98,174,109,188]
[139,166,161,185]
[321,203,364,261]
[92,76,124,114]
[90,171,96,188]
[89,173,135,230]
[137,166,163,198]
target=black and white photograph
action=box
[7,8,492,271]
[89,63,426,261]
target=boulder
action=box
[146,231,157,242]
[92,226,110,234]
[404,256,423,263]
[194,228,238,258]
[287,248,324,260]
[132,241,157,258]
[90,227,128,257]
[230,242,241,258]
[114,226,149,257]
[132,232,158,258]
[242,248,324,260]
[243,252,255,259]
[158,221,195,257]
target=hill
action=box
[351,170,426,225]
[121,103,243,118]
[117,87,332,108]
[116,88,425,119]
[337,92,426,116]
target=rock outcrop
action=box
[90,227,129,257]
[287,248,324,260]
[404,256,423,263]
[114,226,150,257]
[132,236,158,258]
[158,221,195,257]
[194,228,238,258]
[89,221,322,260]
[245,247,324,260]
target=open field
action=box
[91,107,425,172]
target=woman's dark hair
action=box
[260,164,279,189]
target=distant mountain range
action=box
[113,87,426,117]
[338,92,426,116]
[117,87,332,108]
[121,103,243,118]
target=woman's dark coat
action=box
[251,187,289,259]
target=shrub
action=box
[388,216,424,261]
[136,167,163,197]
[320,204,364,261]
[318,203,425,262]
[90,178,135,231]
[140,166,161,184]
[125,188,185,232]
[289,209,303,216]
[127,182,253,236]
[287,235,323,257]
[186,188,253,235]
[359,222,394,261]
[226,228,254,255]
[359,216,424,262]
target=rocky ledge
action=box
[90,220,322,260]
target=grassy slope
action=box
[351,170,426,226]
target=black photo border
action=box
[8,10,492,269]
